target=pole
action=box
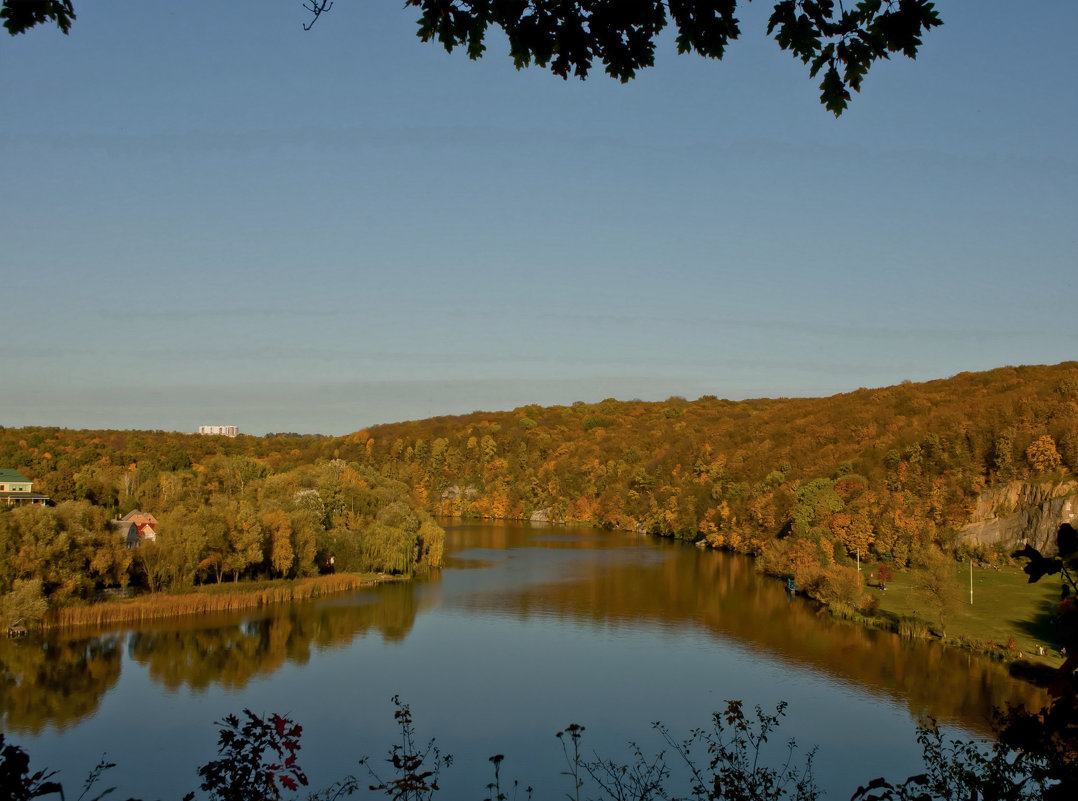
[970,558,973,605]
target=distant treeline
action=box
[1,363,1076,612]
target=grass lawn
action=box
[866,561,1064,665]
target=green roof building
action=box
[0,469,50,505]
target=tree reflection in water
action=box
[0,524,1049,737]
[127,582,428,692]
[0,635,122,734]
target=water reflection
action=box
[439,526,1046,730]
[126,582,434,693]
[0,523,1047,735]
[0,634,122,734]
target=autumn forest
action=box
[2,362,1076,623]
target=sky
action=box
[1,1,1075,436]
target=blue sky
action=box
[1,1,1075,435]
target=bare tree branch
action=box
[302,0,333,31]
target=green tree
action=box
[0,511,20,594]
[914,550,959,638]
[992,431,1016,478]
[225,502,263,582]
[158,506,208,589]
[0,578,48,630]
[135,541,172,593]
[198,502,232,584]
[363,521,416,575]
[417,519,445,569]
[227,456,270,498]
[791,478,844,535]
[288,508,321,577]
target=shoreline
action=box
[26,518,1065,686]
[445,515,1065,680]
[38,572,401,632]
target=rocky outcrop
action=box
[959,481,1078,554]
[529,507,554,523]
[440,485,477,502]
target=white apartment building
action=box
[198,425,239,437]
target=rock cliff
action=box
[959,481,1078,554]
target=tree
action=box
[135,541,173,594]
[225,502,263,582]
[913,550,959,638]
[262,510,295,578]
[0,579,48,631]
[413,0,946,114]
[1,0,72,36]
[1027,434,1063,472]
[3,1,943,115]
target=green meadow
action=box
[867,561,1064,664]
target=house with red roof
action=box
[116,509,158,547]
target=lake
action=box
[0,522,1045,799]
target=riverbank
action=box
[41,572,398,631]
[27,518,1066,683]
[788,559,1065,687]
[445,515,1067,674]
[855,562,1063,663]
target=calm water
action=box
[0,523,1045,799]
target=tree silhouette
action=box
[401,0,942,114]
[3,1,944,115]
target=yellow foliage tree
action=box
[262,510,294,577]
[1026,434,1062,471]
[831,511,874,559]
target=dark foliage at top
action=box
[3,1,943,114]
[403,0,942,114]
[1,0,73,35]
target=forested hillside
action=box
[2,363,1076,614]
[348,363,1075,528]
[340,362,1077,603]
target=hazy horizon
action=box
[3,361,1073,438]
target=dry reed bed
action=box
[45,574,378,630]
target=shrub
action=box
[860,593,881,616]
[1,579,48,631]
[0,734,61,801]
[815,566,863,608]
[192,710,307,801]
